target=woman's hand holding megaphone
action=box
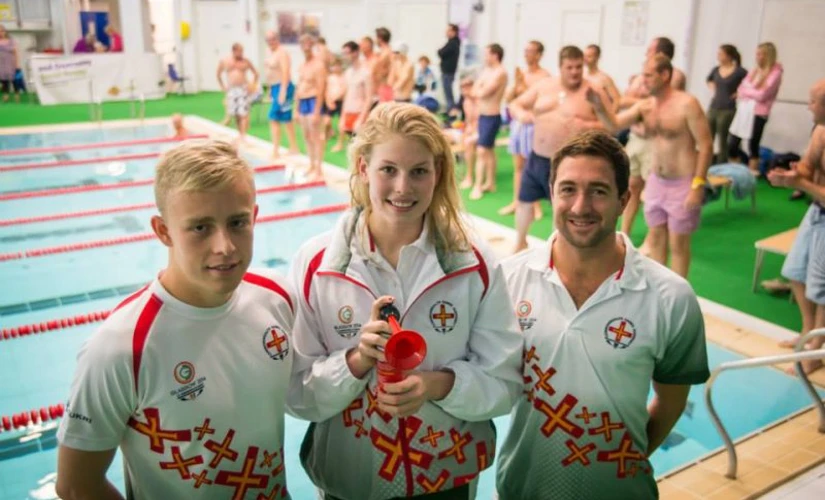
[345,296,394,379]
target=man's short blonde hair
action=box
[154,140,253,213]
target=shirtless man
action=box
[315,37,333,69]
[295,34,327,181]
[584,44,621,111]
[769,78,825,373]
[499,40,551,216]
[464,44,508,200]
[619,51,683,241]
[322,58,346,143]
[389,42,415,102]
[216,43,259,144]
[509,45,611,253]
[647,37,686,90]
[372,27,394,104]
[263,31,299,158]
[590,55,712,278]
[332,41,369,152]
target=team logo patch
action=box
[170,361,206,401]
[263,325,290,360]
[430,301,458,334]
[338,305,354,324]
[604,317,636,349]
[334,305,362,338]
[516,300,536,331]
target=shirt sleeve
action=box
[285,252,370,422]
[706,67,716,82]
[653,285,710,385]
[56,326,136,451]
[434,251,524,421]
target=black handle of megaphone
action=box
[378,303,401,323]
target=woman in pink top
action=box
[728,42,783,173]
[105,25,123,52]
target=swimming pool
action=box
[0,121,821,499]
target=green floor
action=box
[0,93,808,333]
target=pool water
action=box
[1,123,821,499]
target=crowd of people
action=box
[48,20,825,500]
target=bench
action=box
[752,228,798,296]
[708,175,756,212]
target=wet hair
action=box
[348,103,471,252]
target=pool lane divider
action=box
[0,164,285,202]
[0,202,347,263]
[0,203,348,341]
[0,404,65,433]
[0,134,209,158]
[0,152,162,173]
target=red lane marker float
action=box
[0,202,347,263]
[0,152,161,173]
[0,203,349,342]
[0,403,65,432]
[0,164,284,202]
[0,134,209,157]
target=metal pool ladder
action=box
[704,327,825,479]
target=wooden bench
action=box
[752,228,798,294]
[708,174,756,212]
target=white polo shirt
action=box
[496,233,708,499]
[57,269,296,500]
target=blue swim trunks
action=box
[268,82,296,122]
[298,97,317,116]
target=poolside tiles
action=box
[657,316,825,499]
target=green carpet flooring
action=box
[0,93,808,333]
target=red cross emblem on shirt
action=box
[416,470,451,493]
[561,439,597,467]
[194,418,215,440]
[604,318,636,349]
[343,398,363,427]
[429,301,457,333]
[159,446,204,479]
[370,416,434,482]
[263,326,289,360]
[205,429,239,468]
[588,412,625,443]
[596,431,646,478]
[127,407,191,454]
[437,429,473,464]
[419,425,445,448]
[365,386,392,423]
[533,393,585,439]
[531,364,557,396]
[214,446,269,499]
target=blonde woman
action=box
[288,102,523,500]
[728,42,784,174]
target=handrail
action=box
[704,327,825,479]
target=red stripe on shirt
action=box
[243,272,294,314]
[132,294,163,392]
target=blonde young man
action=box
[55,141,297,499]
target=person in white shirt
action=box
[496,130,709,499]
[56,141,297,499]
[288,102,523,499]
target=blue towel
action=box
[705,163,756,202]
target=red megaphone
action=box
[377,303,427,386]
